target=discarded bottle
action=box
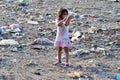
[116,74,120,80]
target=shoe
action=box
[65,63,72,67]
[54,61,62,65]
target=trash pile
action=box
[0,0,120,80]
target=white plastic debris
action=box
[33,38,53,45]
[73,31,82,38]
[87,26,97,33]
[0,39,19,46]
[27,20,39,25]
[9,24,22,32]
[71,37,79,42]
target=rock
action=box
[34,71,41,76]
[27,20,39,25]
[26,60,38,66]
[67,71,84,78]
[73,31,83,38]
[71,37,79,42]
[11,47,18,52]
[80,35,86,41]
[0,58,7,66]
[90,46,105,53]
[12,59,17,63]
[0,75,15,80]
[76,65,83,69]
[32,38,53,45]
[96,47,105,52]
[108,41,116,45]
[72,49,90,57]
[9,24,22,30]
[0,39,19,46]
[87,26,97,34]
[45,13,52,19]
[110,0,120,2]
[10,28,21,33]
[96,63,109,68]
[19,0,32,3]
[8,24,22,33]
[12,32,24,39]
[89,15,99,18]
[30,45,42,50]
[0,26,8,34]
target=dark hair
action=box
[57,7,68,20]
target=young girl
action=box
[54,8,73,67]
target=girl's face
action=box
[62,12,68,19]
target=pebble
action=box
[11,47,18,52]
[27,20,39,25]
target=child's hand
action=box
[67,16,73,22]
[63,15,68,21]
[68,15,73,19]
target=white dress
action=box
[54,19,72,48]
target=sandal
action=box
[65,63,72,67]
[54,61,62,65]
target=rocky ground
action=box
[0,0,120,80]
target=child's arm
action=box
[57,20,64,26]
[64,16,73,26]
[56,17,67,26]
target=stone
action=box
[27,20,39,25]
[110,0,120,2]
[72,49,90,57]
[11,47,18,52]
[96,63,109,68]
[73,31,83,38]
[71,37,79,42]
[0,26,8,34]
[90,46,105,53]
[26,60,38,66]
[76,65,83,69]
[34,72,41,76]
[8,24,22,33]
[0,39,19,46]
[80,35,86,41]
[67,71,84,78]
[9,24,22,30]
[10,28,21,33]
[87,26,97,34]
[32,38,53,45]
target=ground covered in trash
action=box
[0,0,120,80]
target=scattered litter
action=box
[27,20,39,25]
[31,38,53,45]
[0,39,19,46]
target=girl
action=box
[54,7,73,67]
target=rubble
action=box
[0,0,119,80]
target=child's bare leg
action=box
[64,47,69,63]
[58,47,62,62]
